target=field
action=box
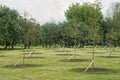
[0,47,120,80]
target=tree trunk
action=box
[4,42,9,49]
[28,44,31,49]
[67,35,68,48]
[11,44,14,49]
[4,44,8,49]
[11,41,14,49]
[24,44,27,49]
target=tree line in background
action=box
[0,1,120,49]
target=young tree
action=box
[65,1,103,71]
[88,0,103,71]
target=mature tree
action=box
[65,3,81,22]
[77,22,90,47]
[41,22,58,48]
[19,17,41,49]
[0,5,20,49]
[105,2,120,47]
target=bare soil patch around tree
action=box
[87,52,104,54]
[74,68,115,72]
[61,59,89,62]
[55,50,71,52]
[4,64,44,68]
[24,52,43,55]
[56,54,78,56]
[98,56,120,58]
[26,56,44,59]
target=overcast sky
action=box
[0,0,119,24]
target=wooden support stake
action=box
[103,46,107,50]
[13,50,33,67]
[67,53,75,61]
[84,60,95,72]
[64,50,67,54]
[94,46,97,50]
[23,55,25,66]
[104,49,112,57]
[115,46,118,51]
[13,56,23,67]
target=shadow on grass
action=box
[0,48,23,51]
[32,52,43,54]
[61,59,89,62]
[71,68,116,72]
[98,56,120,58]
[24,52,43,55]
[0,55,6,57]
[114,50,120,52]
[56,54,78,56]
[87,52,104,54]
[0,52,3,53]
[26,56,44,59]
[4,64,45,68]
[55,50,71,52]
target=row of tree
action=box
[0,6,41,49]
[0,1,120,49]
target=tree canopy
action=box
[0,1,120,49]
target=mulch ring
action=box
[98,56,120,58]
[55,50,71,52]
[56,54,78,56]
[87,52,104,54]
[61,59,88,62]
[75,68,115,72]
[24,52,43,54]
[4,64,44,68]
[25,56,44,59]
[0,54,6,57]
[114,50,120,52]
[0,52,2,53]
[31,52,43,54]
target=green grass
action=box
[0,47,120,80]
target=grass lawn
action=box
[0,47,120,80]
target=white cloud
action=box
[0,0,120,24]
